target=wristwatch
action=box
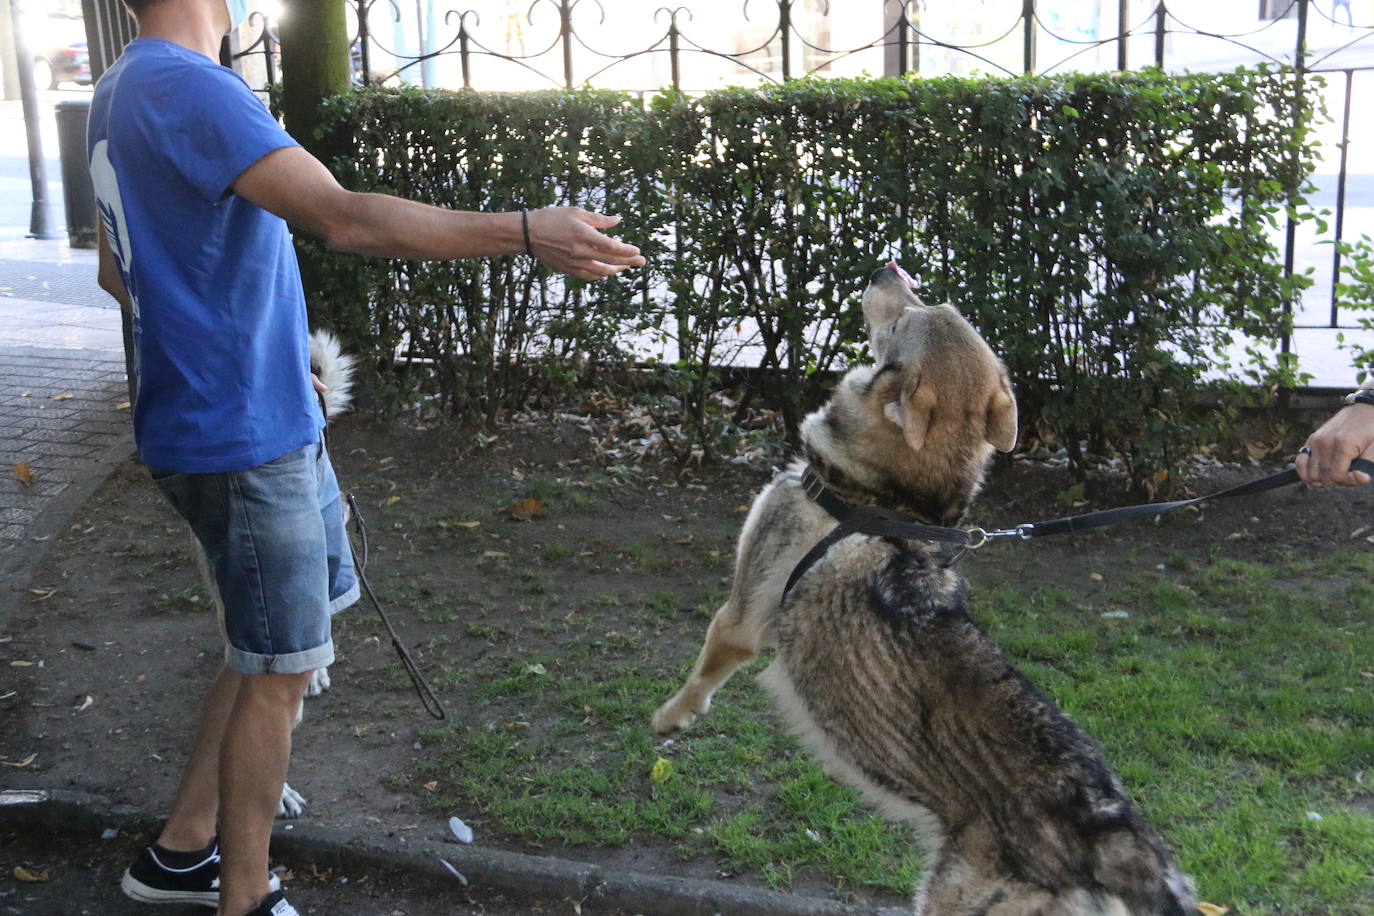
[1343,389,1374,408]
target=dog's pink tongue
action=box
[884,260,917,289]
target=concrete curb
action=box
[0,789,908,916]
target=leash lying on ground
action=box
[784,458,1374,598]
[344,493,447,719]
[317,391,446,721]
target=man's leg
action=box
[155,665,242,852]
[216,670,312,916]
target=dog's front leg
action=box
[652,599,765,734]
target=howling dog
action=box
[652,266,1195,915]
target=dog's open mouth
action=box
[883,260,918,289]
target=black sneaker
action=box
[247,889,300,916]
[119,840,280,908]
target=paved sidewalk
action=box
[0,239,131,593]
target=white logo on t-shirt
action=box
[90,139,141,379]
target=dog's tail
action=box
[309,329,357,420]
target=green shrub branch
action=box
[301,68,1318,482]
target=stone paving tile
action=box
[18,427,104,444]
[0,263,132,564]
[0,258,112,305]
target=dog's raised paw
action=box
[277,782,308,818]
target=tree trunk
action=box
[278,0,350,158]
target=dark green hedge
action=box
[301,68,1316,479]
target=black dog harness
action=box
[783,458,1374,599]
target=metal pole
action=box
[561,0,573,88]
[459,19,471,89]
[9,1,57,239]
[264,21,277,89]
[1154,1,1166,68]
[1117,0,1128,70]
[358,0,372,86]
[1280,0,1309,362]
[1023,0,1036,74]
[781,0,792,80]
[1330,68,1353,328]
[414,0,424,87]
[897,1,910,75]
[669,17,680,92]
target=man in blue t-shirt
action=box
[91,3,643,915]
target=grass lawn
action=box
[393,461,1373,913]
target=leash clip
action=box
[970,524,1033,547]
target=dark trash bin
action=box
[55,98,96,249]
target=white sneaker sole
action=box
[120,868,280,907]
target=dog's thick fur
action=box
[652,269,1194,915]
[188,329,356,817]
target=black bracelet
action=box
[521,209,533,257]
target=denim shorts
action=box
[149,441,359,675]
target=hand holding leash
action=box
[1297,394,1374,487]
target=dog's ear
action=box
[895,377,938,451]
[984,379,1018,452]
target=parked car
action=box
[33,40,90,89]
[25,13,91,89]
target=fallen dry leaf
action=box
[1196,904,1229,916]
[13,462,35,485]
[9,660,34,667]
[650,757,674,784]
[12,865,48,882]
[74,695,93,712]
[482,550,508,559]
[115,401,131,410]
[422,781,438,792]
[28,588,56,601]
[1,753,37,768]
[504,498,546,520]
[51,393,74,401]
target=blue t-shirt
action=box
[88,38,322,473]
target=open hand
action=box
[526,207,645,281]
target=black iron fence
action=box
[218,0,1374,364]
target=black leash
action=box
[345,493,446,720]
[784,458,1374,599]
[318,393,446,720]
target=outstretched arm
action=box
[231,146,645,282]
